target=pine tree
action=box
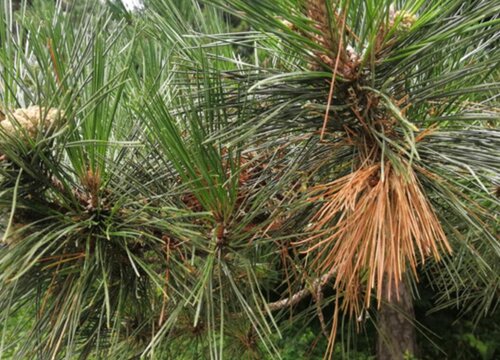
[0,1,498,359]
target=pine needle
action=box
[298,162,451,315]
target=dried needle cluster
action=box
[301,163,451,310]
[294,2,444,317]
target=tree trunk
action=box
[377,278,417,360]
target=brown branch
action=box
[267,268,336,311]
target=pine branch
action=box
[267,268,336,311]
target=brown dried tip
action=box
[82,167,101,196]
[296,163,451,314]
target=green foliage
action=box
[0,0,498,359]
[415,284,500,360]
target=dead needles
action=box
[298,162,451,313]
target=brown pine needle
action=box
[298,162,451,317]
[320,59,341,142]
[48,38,61,85]
[319,1,350,141]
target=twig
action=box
[267,268,336,311]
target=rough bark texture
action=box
[377,278,417,360]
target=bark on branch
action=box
[267,269,336,311]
